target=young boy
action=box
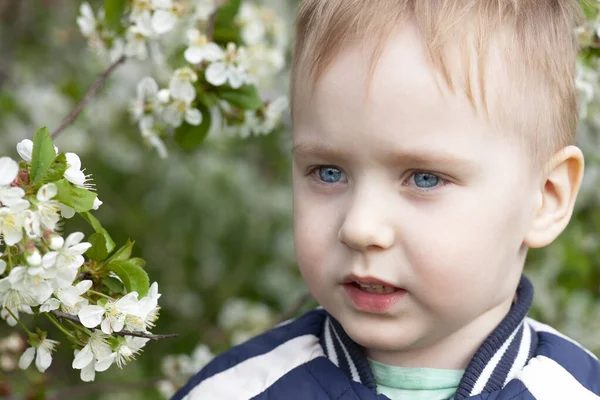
[173,0,600,399]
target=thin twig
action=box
[274,291,313,325]
[51,55,127,138]
[206,8,219,40]
[46,376,164,400]
[49,310,179,341]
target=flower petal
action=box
[35,346,53,372]
[40,298,61,313]
[37,183,58,202]
[151,10,177,34]
[16,140,33,162]
[80,361,96,381]
[65,232,85,248]
[72,345,93,369]
[19,347,36,370]
[185,108,203,126]
[0,157,19,186]
[205,62,228,87]
[94,352,117,372]
[0,260,6,275]
[59,204,76,219]
[78,305,105,328]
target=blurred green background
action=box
[0,0,598,399]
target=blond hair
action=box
[291,0,583,165]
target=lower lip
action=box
[343,283,407,313]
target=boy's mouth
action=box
[342,274,402,294]
[342,275,407,313]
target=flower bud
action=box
[44,232,64,250]
[25,243,42,267]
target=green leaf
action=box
[41,153,67,184]
[218,84,263,110]
[174,104,212,150]
[198,90,219,107]
[54,179,97,212]
[102,276,125,294]
[80,211,116,254]
[104,0,127,31]
[86,232,110,261]
[129,257,146,269]
[215,0,242,27]
[106,260,150,297]
[105,239,135,264]
[30,127,57,186]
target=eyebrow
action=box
[291,142,478,172]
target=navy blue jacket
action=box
[173,276,600,399]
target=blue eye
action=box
[317,167,344,183]
[413,172,440,188]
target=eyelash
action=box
[307,166,451,191]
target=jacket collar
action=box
[319,275,538,399]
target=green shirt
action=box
[368,359,464,400]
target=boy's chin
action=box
[337,312,427,354]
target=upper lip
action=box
[343,274,399,288]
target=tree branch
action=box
[49,310,179,341]
[51,55,127,139]
[206,8,219,40]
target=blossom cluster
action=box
[0,129,162,381]
[77,0,289,158]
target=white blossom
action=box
[41,232,92,289]
[205,43,250,89]
[115,336,149,368]
[76,2,97,38]
[64,153,88,188]
[18,337,59,373]
[41,280,92,315]
[163,100,203,127]
[79,292,140,334]
[125,17,153,60]
[0,200,30,246]
[0,157,26,208]
[132,77,159,121]
[72,332,116,382]
[125,282,161,331]
[0,259,6,275]
[184,29,223,64]
[34,183,61,232]
[169,67,198,103]
[139,116,168,158]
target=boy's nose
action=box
[337,193,395,252]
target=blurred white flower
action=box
[72,332,116,382]
[184,29,223,64]
[0,259,5,275]
[132,77,160,120]
[239,3,266,45]
[205,43,250,89]
[18,337,59,373]
[163,100,203,127]
[151,0,179,34]
[139,116,168,158]
[76,2,97,38]
[169,67,198,103]
[125,13,154,60]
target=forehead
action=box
[293,23,501,158]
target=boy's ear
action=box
[524,145,584,249]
